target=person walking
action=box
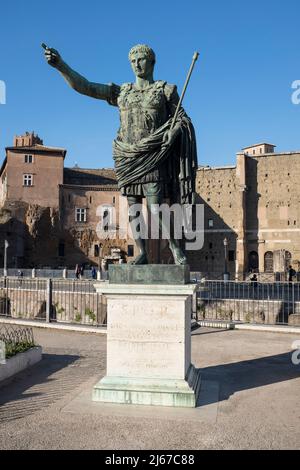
[91,266,97,280]
[80,264,85,279]
[75,264,80,280]
[288,265,296,283]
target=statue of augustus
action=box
[43,44,198,265]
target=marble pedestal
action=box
[93,275,200,407]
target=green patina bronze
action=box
[108,264,190,285]
[43,43,198,266]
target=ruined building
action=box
[196,143,300,276]
[1,133,300,276]
[0,132,134,269]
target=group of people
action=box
[75,264,98,280]
[249,265,299,284]
[75,264,85,280]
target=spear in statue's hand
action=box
[170,51,199,130]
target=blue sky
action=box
[0,0,299,168]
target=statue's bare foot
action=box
[129,253,148,265]
[170,245,187,265]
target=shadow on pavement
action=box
[192,327,231,336]
[199,352,300,406]
[0,353,81,422]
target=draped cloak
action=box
[110,81,198,205]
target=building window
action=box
[23,174,33,186]
[75,208,87,222]
[248,251,258,271]
[94,244,99,257]
[101,205,114,231]
[58,242,65,257]
[68,194,71,203]
[229,250,235,262]
[24,154,33,163]
[208,219,214,228]
[113,196,116,204]
[103,210,109,231]
[128,245,134,257]
[264,251,274,273]
[89,196,92,204]
[209,242,213,250]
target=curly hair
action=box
[128,44,156,63]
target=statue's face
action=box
[130,52,154,78]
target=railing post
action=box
[46,278,52,323]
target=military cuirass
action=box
[117,81,169,145]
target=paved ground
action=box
[0,326,299,450]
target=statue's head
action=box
[129,44,156,78]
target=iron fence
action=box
[0,269,292,283]
[197,280,300,325]
[2,276,300,328]
[0,325,35,359]
[190,272,289,283]
[0,277,106,327]
[0,268,109,280]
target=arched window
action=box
[248,251,259,272]
[101,205,114,232]
[264,252,274,273]
[285,251,292,270]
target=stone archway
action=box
[264,251,274,273]
[248,251,259,272]
[285,251,292,271]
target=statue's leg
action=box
[145,184,187,266]
[127,196,148,265]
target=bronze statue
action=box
[43,44,198,265]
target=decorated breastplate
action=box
[117,81,168,144]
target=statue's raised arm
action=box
[42,44,120,105]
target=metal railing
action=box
[2,276,300,328]
[0,268,108,280]
[197,280,300,325]
[0,269,292,283]
[0,277,106,327]
[190,272,289,283]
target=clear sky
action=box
[0,0,299,169]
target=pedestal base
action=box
[93,365,201,408]
[93,267,199,408]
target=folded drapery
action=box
[113,108,198,204]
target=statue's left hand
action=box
[162,126,180,149]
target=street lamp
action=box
[223,237,229,281]
[3,240,9,277]
[98,243,103,280]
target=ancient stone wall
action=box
[192,166,238,273]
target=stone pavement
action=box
[0,326,299,450]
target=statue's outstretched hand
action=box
[42,44,62,68]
